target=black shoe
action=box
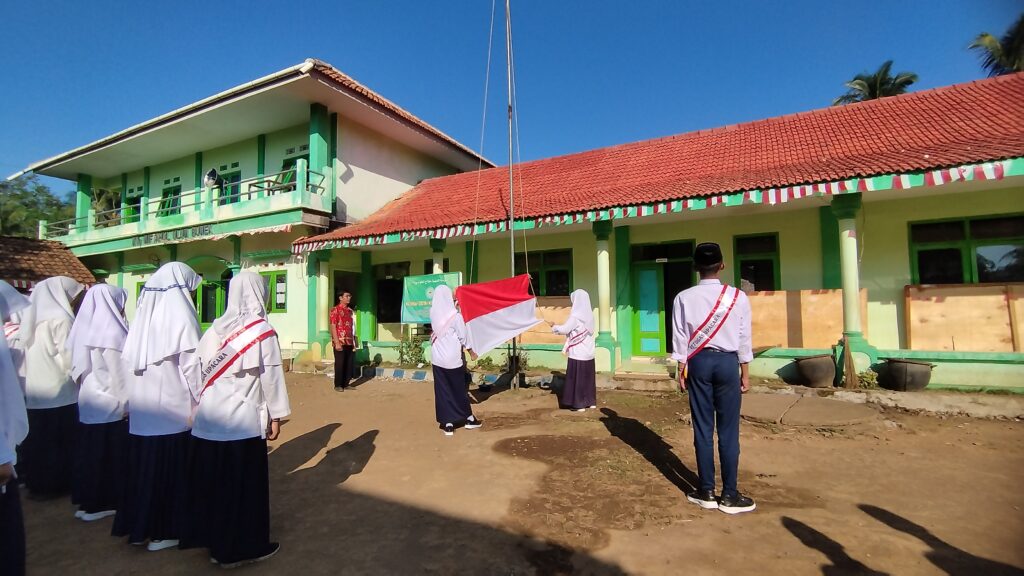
[442,423,455,436]
[477,384,493,391]
[718,492,756,514]
[334,386,346,392]
[219,542,280,569]
[464,416,483,429]
[686,489,719,510]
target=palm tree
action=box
[833,60,919,106]
[969,13,1024,77]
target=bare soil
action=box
[22,374,1024,575]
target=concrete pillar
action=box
[75,174,92,232]
[830,193,877,373]
[430,238,446,274]
[593,221,615,371]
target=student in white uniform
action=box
[670,243,755,515]
[3,310,24,393]
[114,262,202,551]
[550,289,597,411]
[429,285,482,436]
[19,276,84,498]
[0,281,31,576]
[182,271,290,568]
[67,284,131,522]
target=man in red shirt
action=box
[329,291,358,391]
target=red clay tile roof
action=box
[0,236,96,288]
[298,72,1024,245]
[310,60,492,168]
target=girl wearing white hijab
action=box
[550,289,597,411]
[429,285,482,436]
[113,262,202,552]
[19,275,84,497]
[67,284,131,522]
[0,281,31,576]
[182,271,290,567]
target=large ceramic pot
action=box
[882,358,935,392]
[795,354,836,388]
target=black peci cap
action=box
[693,242,723,267]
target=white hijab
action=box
[122,262,202,372]
[568,289,596,335]
[67,284,129,381]
[0,281,31,454]
[209,271,277,374]
[429,285,458,332]
[20,276,85,348]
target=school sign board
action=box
[401,272,463,324]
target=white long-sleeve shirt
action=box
[128,351,199,436]
[670,279,753,365]
[0,346,27,466]
[192,334,291,441]
[430,315,468,370]
[552,317,596,361]
[77,348,131,425]
[24,318,77,409]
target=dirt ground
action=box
[22,373,1024,575]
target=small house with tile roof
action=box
[0,236,95,291]
[293,72,1024,389]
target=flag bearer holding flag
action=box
[671,243,756,515]
[429,285,482,437]
[183,271,290,568]
[550,289,597,412]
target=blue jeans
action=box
[687,349,741,497]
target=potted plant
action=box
[794,354,836,388]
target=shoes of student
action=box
[334,386,346,392]
[442,423,455,436]
[146,539,179,552]
[464,416,483,430]
[718,492,756,514]
[686,489,719,510]
[74,510,86,519]
[589,405,597,409]
[219,542,281,569]
[572,407,587,412]
[477,384,493,391]
[80,510,116,522]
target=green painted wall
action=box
[265,124,310,177]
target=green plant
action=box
[474,356,497,371]
[398,334,427,367]
[502,349,531,372]
[843,369,879,389]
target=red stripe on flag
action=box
[455,275,535,323]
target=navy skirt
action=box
[561,358,597,409]
[20,404,77,497]
[433,364,473,425]
[111,431,189,543]
[0,481,25,576]
[72,419,129,513]
[181,436,275,564]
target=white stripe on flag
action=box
[464,298,543,355]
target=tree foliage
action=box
[833,60,919,106]
[0,175,74,238]
[969,13,1024,77]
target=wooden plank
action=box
[906,284,1016,352]
[521,296,571,345]
[1009,285,1023,352]
[749,289,863,349]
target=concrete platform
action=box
[741,394,878,427]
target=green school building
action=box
[15,61,1024,390]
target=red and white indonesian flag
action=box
[455,275,543,355]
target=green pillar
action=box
[465,240,480,283]
[593,221,615,372]
[115,252,125,288]
[256,134,266,177]
[228,236,242,274]
[167,244,177,263]
[120,173,129,222]
[357,251,376,343]
[306,250,328,350]
[830,193,877,371]
[75,174,92,231]
[819,206,841,289]
[309,103,331,207]
[429,238,447,274]
[143,167,151,221]
[614,225,632,364]
[329,113,338,206]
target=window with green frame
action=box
[514,249,572,296]
[260,271,287,313]
[910,214,1024,284]
[158,185,181,216]
[734,233,780,291]
[217,171,242,205]
[422,258,450,275]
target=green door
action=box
[632,264,666,356]
[197,281,227,331]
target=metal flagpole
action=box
[505,0,519,389]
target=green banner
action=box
[401,272,462,324]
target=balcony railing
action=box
[41,165,327,240]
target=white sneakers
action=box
[146,539,179,552]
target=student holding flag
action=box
[550,289,597,411]
[429,285,482,437]
[67,284,131,522]
[115,262,202,551]
[183,271,289,568]
[0,281,31,576]
[671,242,755,515]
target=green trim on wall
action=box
[194,152,203,192]
[257,134,266,177]
[614,225,632,363]
[906,213,1024,285]
[819,206,841,289]
[357,252,377,342]
[876,349,1024,364]
[115,252,125,288]
[465,240,480,284]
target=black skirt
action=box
[0,481,25,576]
[433,364,472,425]
[111,431,189,543]
[561,358,597,409]
[72,419,129,513]
[181,436,275,564]
[20,404,77,497]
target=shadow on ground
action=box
[599,407,699,495]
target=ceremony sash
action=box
[198,319,276,398]
[3,322,18,340]
[686,285,740,360]
[562,327,591,356]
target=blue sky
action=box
[1,0,1019,195]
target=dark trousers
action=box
[686,349,742,497]
[0,482,25,576]
[334,345,354,388]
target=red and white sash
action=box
[686,285,741,360]
[3,322,18,340]
[198,319,277,398]
[562,327,591,356]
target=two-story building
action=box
[12,58,490,353]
